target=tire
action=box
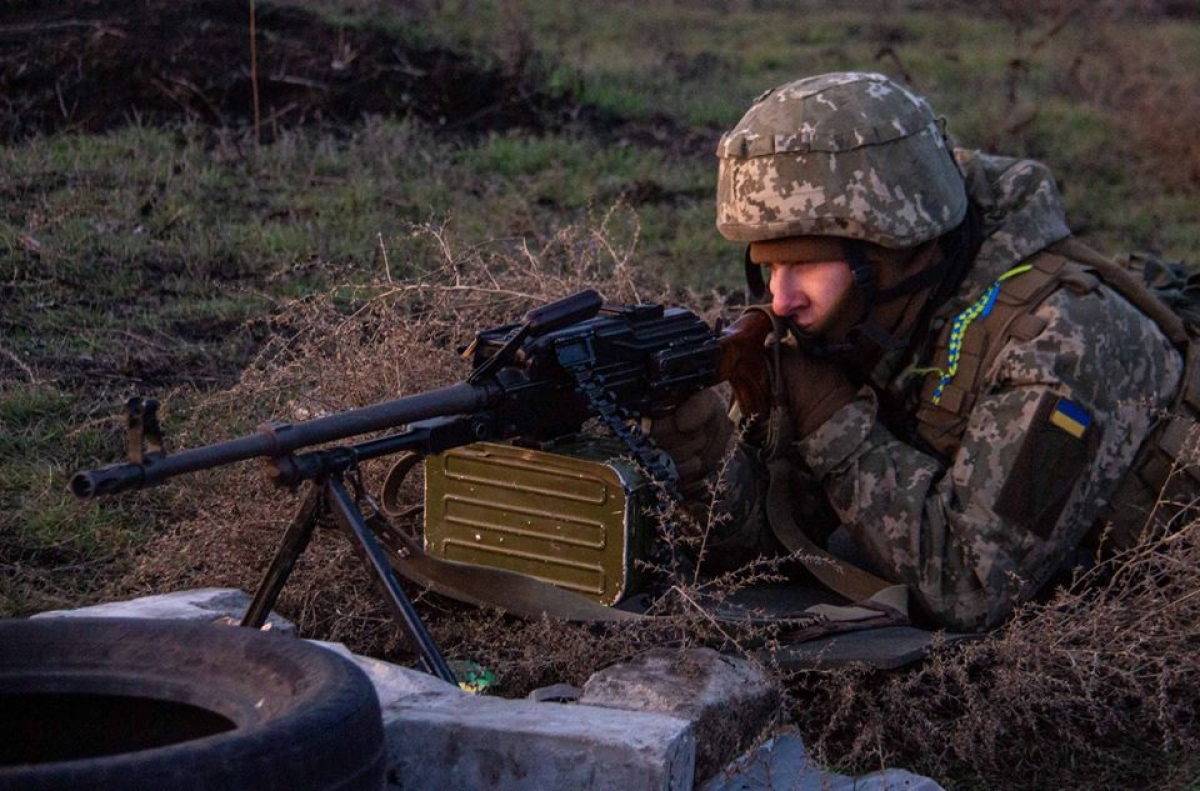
[0,617,385,791]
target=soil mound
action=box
[0,0,567,141]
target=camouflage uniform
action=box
[796,151,1182,630]
[707,73,1185,631]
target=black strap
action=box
[875,255,951,304]
[841,240,877,312]
[745,246,767,301]
[852,319,910,354]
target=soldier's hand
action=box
[778,345,857,439]
[651,388,734,496]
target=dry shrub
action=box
[787,466,1200,789]
[933,0,1200,196]
[1091,59,1200,193]
[113,204,732,663]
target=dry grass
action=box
[112,206,726,661]
[787,476,1200,789]
[110,207,1200,787]
[1084,40,1200,193]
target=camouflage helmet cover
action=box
[716,72,967,249]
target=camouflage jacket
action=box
[786,150,1184,630]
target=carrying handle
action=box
[469,290,604,384]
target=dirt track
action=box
[0,0,565,141]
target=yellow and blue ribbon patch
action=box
[930,264,1034,406]
[1048,397,1091,439]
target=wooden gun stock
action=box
[716,309,774,422]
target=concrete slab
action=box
[30,587,296,634]
[580,647,779,782]
[701,733,944,791]
[311,643,695,790]
[526,683,582,702]
[308,640,468,706]
[383,694,695,791]
[30,590,937,791]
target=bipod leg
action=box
[324,474,458,685]
[241,483,323,628]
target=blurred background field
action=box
[3,2,1199,787]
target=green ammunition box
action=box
[424,439,655,605]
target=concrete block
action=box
[382,693,694,791]
[581,647,780,781]
[31,587,296,634]
[310,642,694,790]
[526,683,582,702]
[701,733,944,791]
[310,640,468,708]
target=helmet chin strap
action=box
[744,246,768,301]
[838,238,963,357]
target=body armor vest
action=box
[912,238,1199,549]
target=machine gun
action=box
[71,290,773,683]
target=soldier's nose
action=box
[772,282,809,316]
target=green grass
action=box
[249,0,1200,263]
[0,381,152,614]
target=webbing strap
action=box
[874,254,953,304]
[742,307,909,619]
[371,510,643,622]
[765,456,908,615]
[928,264,1034,405]
[915,253,1069,456]
[916,239,1190,459]
[1048,238,1189,348]
[842,240,877,312]
[377,502,906,627]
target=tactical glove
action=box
[650,388,734,496]
[778,344,858,439]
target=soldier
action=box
[653,71,1194,631]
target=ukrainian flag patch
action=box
[1048,397,1091,439]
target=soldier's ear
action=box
[744,246,771,303]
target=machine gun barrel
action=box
[70,380,496,500]
[70,289,773,505]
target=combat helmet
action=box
[717,73,979,357]
[716,71,966,248]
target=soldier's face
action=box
[768,260,857,337]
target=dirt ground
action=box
[0,0,710,147]
[1,0,560,139]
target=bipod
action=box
[240,444,457,685]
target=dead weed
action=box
[788,494,1200,789]
[111,207,1200,787]
[112,205,717,660]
